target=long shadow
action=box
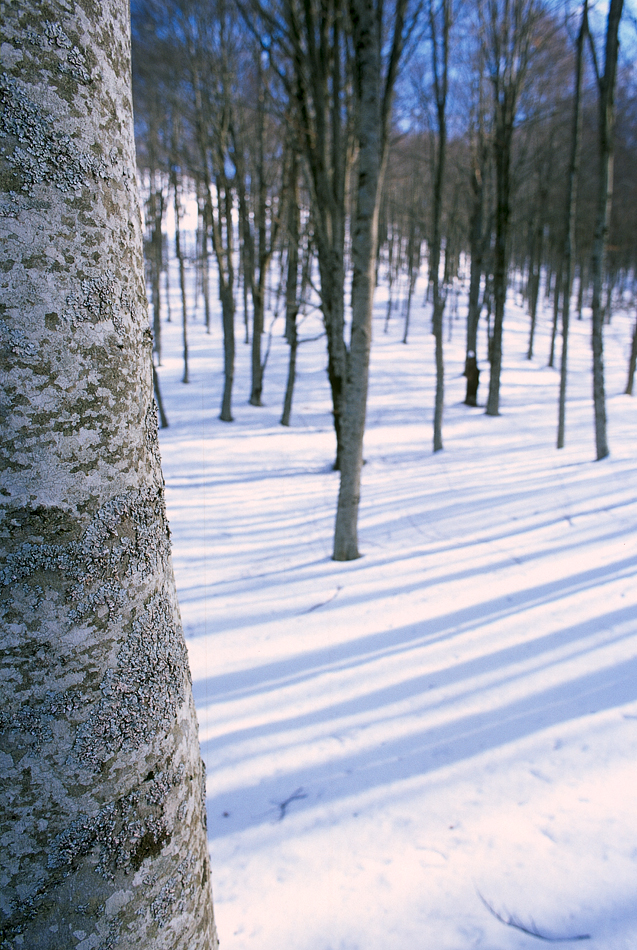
[200,604,637,753]
[183,495,637,614]
[183,521,636,636]
[205,650,637,840]
[191,554,637,705]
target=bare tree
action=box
[0,2,217,947]
[332,0,411,559]
[588,0,624,459]
[428,0,453,452]
[481,0,542,416]
[281,145,303,426]
[557,0,588,449]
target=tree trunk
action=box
[429,0,450,452]
[526,208,544,360]
[153,363,170,429]
[577,259,586,318]
[317,247,348,468]
[199,188,212,333]
[485,117,512,416]
[332,0,407,559]
[466,176,484,365]
[402,227,420,346]
[149,173,165,363]
[625,317,637,395]
[333,1,383,560]
[548,258,563,369]
[557,1,586,449]
[589,0,623,460]
[171,166,190,384]
[0,3,217,948]
[281,154,301,427]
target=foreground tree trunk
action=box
[0,4,217,948]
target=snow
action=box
[154,259,637,950]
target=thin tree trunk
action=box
[249,55,268,406]
[200,187,212,333]
[485,121,512,416]
[153,363,169,428]
[589,0,624,460]
[526,209,544,360]
[171,166,189,384]
[402,235,419,345]
[548,258,563,369]
[164,263,172,322]
[149,170,164,363]
[0,4,217,947]
[557,1,587,449]
[206,172,236,422]
[466,192,484,363]
[281,153,301,426]
[625,317,637,395]
[577,259,586,318]
[428,0,450,452]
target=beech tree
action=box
[0,2,217,948]
[588,0,624,459]
[332,0,411,559]
[481,0,542,417]
[557,0,588,449]
[427,0,453,452]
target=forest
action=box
[130,0,636,560]
[127,5,637,945]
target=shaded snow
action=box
[156,261,637,950]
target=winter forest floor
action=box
[155,260,637,950]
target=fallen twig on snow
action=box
[302,586,342,614]
[272,787,308,821]
[477,891,590,942]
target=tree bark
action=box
[557,0,587,449]
[281,152,301,427]
[429,0,451,453]
[625,317,637,395]
[148,170,165,364]
[153,363,170,429]
[332,0,407,559]
[483,0,538,417]
[171,161,190,384]
[485,114,512,416]
[282,1,349,468]
[548,257,563,369]
[526,199,545,361]
[589,0,623,460]
[0,3,217,948]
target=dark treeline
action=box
[131,0,636,559]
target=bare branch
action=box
[477,892,591,943]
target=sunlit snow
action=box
[155,250,637,950]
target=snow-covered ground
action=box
[154,257,637,950]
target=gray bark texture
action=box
[0,3,218,949]
[332,0,407,560]
[589,0,623,460]
[557,0,587,450]
[483,0,538,417]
